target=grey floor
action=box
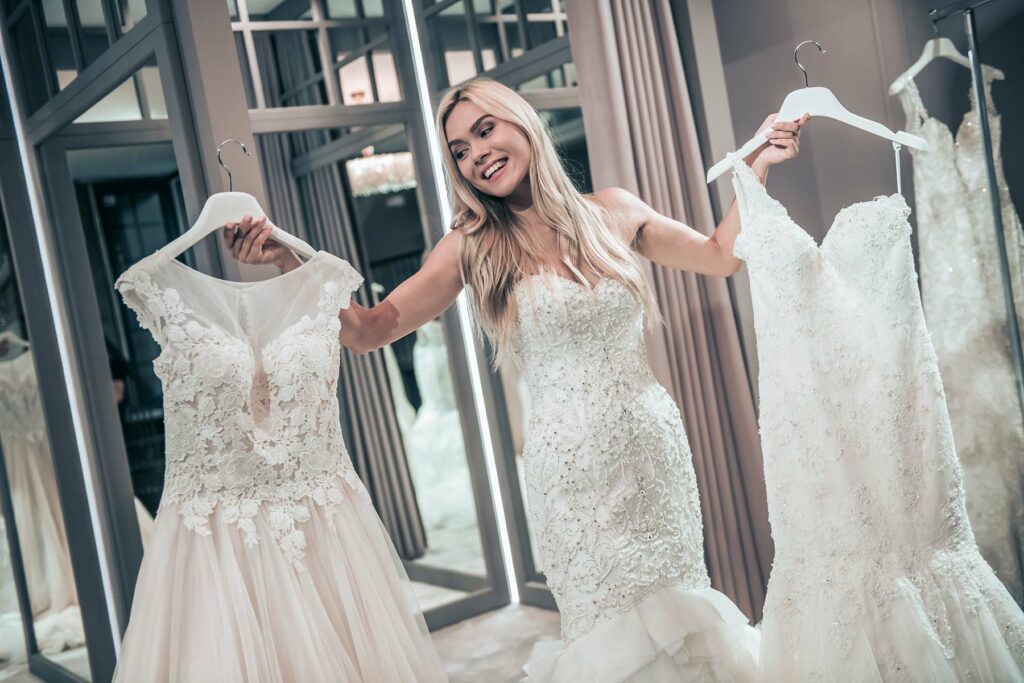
[433,603,561,683]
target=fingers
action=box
[251,226,274,258]
[238,216,267,262]
[771,137,799,157]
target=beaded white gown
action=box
[113,250,445,682]
[897,66,1024,605]
[515,271,759,682]
[730,156,1024,681]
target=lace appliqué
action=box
[514,275,710,642]
[115,256,367,570]
[730,157,1024,678]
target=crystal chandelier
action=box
[345,146,417,198]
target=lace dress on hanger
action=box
[729,154,1024,681]
[515,265,759,682]
[113,251,445,682]
[897,65,1024,605]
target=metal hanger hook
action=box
[928,9,941,36]
[794,40,827,88]
[217,138,252,192]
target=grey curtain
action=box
[251,33,427,560]
[566,0,772,621]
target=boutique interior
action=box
[0,0,1021,681]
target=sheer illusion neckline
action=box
[157,248,326,292]
[733,159,906,252]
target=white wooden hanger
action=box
[159,139,317,260]
[889,16,974,95]
[707,41,928,184]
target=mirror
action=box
[0,183,90,678]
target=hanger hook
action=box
[794,40,826,88]
[216,138,252,192]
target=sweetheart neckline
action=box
[732,160,909,254]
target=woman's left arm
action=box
[602,114,808,277]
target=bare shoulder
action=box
[589,187,653,240]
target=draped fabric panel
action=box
[251,33,427,559]
[566,0,772,621]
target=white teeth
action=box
[483,159,507,179]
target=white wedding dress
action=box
[897,66,1024,604]
[729,154,1024,681]
[515,271,759,682]
[0,350,85,657]
[113,250,445,681]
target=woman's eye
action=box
[481,126,492,137]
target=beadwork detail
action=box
[513,273,710,643]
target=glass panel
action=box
[254,125,489,610]
[66,141,186,525]
[251,30,327,107]
[115,0,146,33]
[244,0,313,20]
[330,28,402,105]
[41,0,76,86]
[0,177,91,680]
[517,63,572,92]
[8,14,51,114]
[74,0,110,65]
[72,57,166,123]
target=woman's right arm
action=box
[224,217,464,354]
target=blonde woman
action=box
[229,77,806,681]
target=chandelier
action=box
[345,146,417,198]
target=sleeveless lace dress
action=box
[896,66,1024,605]
[515,271,759,682]
[113,250,445,682]
[729,156,1024,681]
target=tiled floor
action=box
[432,603,561,683]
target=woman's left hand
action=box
[745,113,810,175]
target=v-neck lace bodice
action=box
[115,251,365,566]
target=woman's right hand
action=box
[223,215,302,272]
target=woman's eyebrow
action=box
[447,115,490,148]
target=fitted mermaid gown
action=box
[514,267,759,682]
[729,154,1024,681]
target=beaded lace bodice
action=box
[513,273,709,642]
[115,251,366,567]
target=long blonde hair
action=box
[437,77,658,363]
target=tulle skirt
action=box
[113,479,446,682]
[522,585,760,682]
[761,546,1024,681]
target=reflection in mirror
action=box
[342,129,485,605]
[254,124,491,611]
[0,193,89,677]
[891,17,1024,607]
[67,140,181,532]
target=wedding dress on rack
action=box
[896,65,1024,605]
[515,264,759,682]
[728,151,1024,681]
[0,349,83,657]
[112,250,445,681]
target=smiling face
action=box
[443,99,532,199]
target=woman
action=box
[229,77,806,681]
